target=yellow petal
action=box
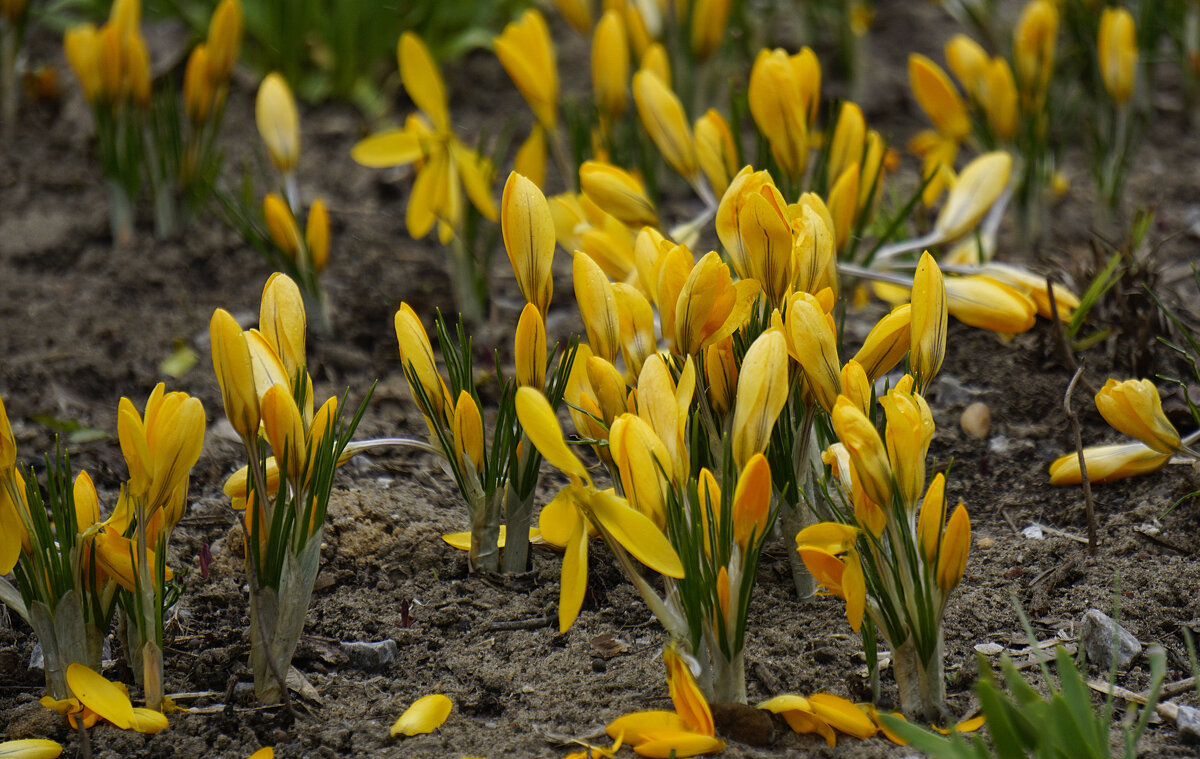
[129,707,169,734]
[449,139,498,222]
[732,453,772,548]
[831,397,892,507]
[808,693,876,739]
[633,732,724,758]
[587,489,683,578]
[573,251,621,364]
[945,276,1037,334]
[210,308,260,442]
[1048,443,1171,486]
[664,647,713,735]
[579,161,657,227]
[501,171,555,315]
[632,70,698,179]
[351,128,422,168]
[515,387,589,482]
[1094,378,1180,454]
[908,53,970,140]
[398,32,448,130]
[513,125,547,189]
[0,739,63,758]
[66,663,134,730]
[935,502,970,591]
[390,693,452,737]
[592,10,629,120]
[606,711,688,744]
[204,0,242,84]
[452,391,485,475]
[246,749,274,759]
[559,514,589,632]
[910,252,947,391]
[730,330,789,467]
[494,9,558,128]
[538,487,582,547]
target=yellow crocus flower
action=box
[944,34,988,101]
[730,330,789,467]
[305,198,329,273]
[831,396,891,507]
[609,413,672,527]
[205,0,242,86]
[116,384,205,514]
[262,192,301,259]
[123,31,151,108]
[852,304,911,382]
[501,171,555,315]
[632,70,699,181]
[64,24,103,103]
[748,49,810,179]
[983,58,1018,142]
[394,303,450,424]
[716,167,774,281]
[839,360,871,419]
[452,391,485,475]
[690,0,730,61]
[916,473,946,564]
[933,151,1012,243]
[878,380,933,510]
[828,102,865,190]
[795,522,865,631]
[587,355,628,427]
[732,453,771,548]
[693,109,738,197]
[736,186,793,308]
[639,42,671,87]
[910,252,947,391]
[579,160,658,227]
[826,164,859,254]
[704,336,738,419]
[260,273,306,385]
[935,503,970,591]
[553,0,593,34]
[573,251,622,363]
[260,384,306,482]
[1048,442,1172,486]
[1013,0,1058,98]
[908,54,970,142]
[211,309,260,443]
[1098,7,1137,106]
[592,11,629,124]
[786,291,841,412]
[1095,378,1181,454]
[183,45,212,125]
[514,303,547,390]
[495,9,558,129]
[673,251,759,356]
[255,72,299,173]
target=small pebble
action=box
[976,537,995,549]
[1080,609,1142,668]
[1022,525,1044,540]
[974,642,1004,655]
[1177,704,1200,742]
[960,402,992,438]
[340,639,398,670]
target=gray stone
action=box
[1176,704,1200,743]
[1080,609,1142,668]
[340,639,398,669]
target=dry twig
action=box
[1064,365,1099,552]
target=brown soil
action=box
[3,3,1200,758]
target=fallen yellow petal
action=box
[246,748,274,759]
[0,740,63,759]
[66,663,134,730]
[390,693,452,737]
[633,731,724,758]
[606,710,689,744]
[129,707,169,734]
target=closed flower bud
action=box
[259,272,307,385]
[1098,7,1137,105]
[639,42,671,87]
[394,303,449,424]
[109,0,139,38]
[1095,378,1180,454]
[306,198,330,273]
[553,0,592,34]
[832,396,892,507]
[749,49,809,179]
[716,168,774,280]
[64,24,103,103]
[515,303,547,389]
[828,101,865,189]
[704,336,738,419]
[124,32,151,108]
[205,0,243,86]
[210,308,260,442]
[909,53,970,141]
[694,109,738,197]
[917,473,946,564]
[452,391,485,475]
[502,171,556,314]
[732,453,771,548]
[1048,442,1171,486]
[573,252,621,363]
[840,360,871,418]
[592,11,629,122]
[910,252,947,392]
[787,291,841,412]
[853,304,911,382]
[935,503,970,591]
[632,70,699,180]
[183,45,213,124]
[261,384,306,482]
[731,330,789,467]
[74,470,101,532]
[579,160,658,227]
[983,58,1018,142]
[827,164,859,254]
[1014,0,1058,96]
[97,24,122,103]
[690,0,731,61]
[263,192,301,259]
[736,187,792,308]
[256,72,300,173]
[879,381,933,510]
[495,9,558,128]
[609,414,671,526]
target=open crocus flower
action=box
[606,646,725,758]
[1048,442,1172,486]
[515,388,684,632]
[759,692,877,746]
[795,522,866,632]
[351,32,497,244]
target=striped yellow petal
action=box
[390,693,452,737]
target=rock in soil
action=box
[1079,609,1142,669]
[339,639,398,669]
[1176,704,1200,743]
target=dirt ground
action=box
[3,3,1200,757]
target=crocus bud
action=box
[205,0,243,86]
[64,24,103,103]
[704,337,737,419]
[673,251,758,356]
[592,11,629,122]
[639,43,670,87]
[256,72,300,173]
[916,473,946,564]
[515,303,547,389]
[731,330,789,467]
[501,172,555,314]
[97,24,122,103]
[183,45,213,124]
[732,453,771,548]
[261,384,306,482]
[1095,378,1180,454]
[263,192,301,259]
[910,252,947,392]
[690,0,731,61]
[306,198,330,273]
[1013,0,1058,96]
[573,252,621,363]
[935,503,970,591]
[394,303,449,424]
[632,70,699,180]
[840,360,871,418]
[831,396,892,507]
[826,164,859,254]
[579,161,658,227]
[879,381,933,510]
[787,291,841,412]
[748,49,809,179]
[694,109,738,197]
[737,187,792,309]
[452,391,485,475]
[934,151,1012,242]
[609,414,671,527]
[553,0,592,34]
[1098,7,1137,105]
[945,34,988,100]
[983,58,1018,142]
[828,102,865,188]
[259,272,306,384]
[495,9,559,128]
[124,32,151,108]
[210,308,260,443]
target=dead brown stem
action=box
[1064,365,1099,553]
